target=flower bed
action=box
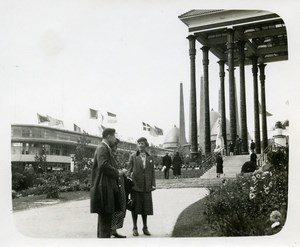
[204,149,288,236]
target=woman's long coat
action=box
[216,155,223,174]
[172,155,183,176]
[90,142,121,214]
[127,151,156,193]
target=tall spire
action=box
[179,82,187,145]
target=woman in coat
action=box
[216,152,223,178]
[127,137,156,237]
[172,152,182,178]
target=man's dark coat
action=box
[90,142,121,214]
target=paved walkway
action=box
[13,187,209,238]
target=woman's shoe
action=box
[132,228,139,237]
[143,227,151,236]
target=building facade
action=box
[11,124,170,171]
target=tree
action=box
[34,145,47,172]
[74,134,92,170]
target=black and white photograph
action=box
[0,0,299,246]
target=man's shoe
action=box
[132,228,139,237]
[143,227,151,236]
[112,233,127,238]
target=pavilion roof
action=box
[179,10,288,66]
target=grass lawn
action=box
[172,195,220,237]
[12,190,90,212]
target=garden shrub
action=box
[204,149,288,236]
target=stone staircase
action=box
[200,155,250,179]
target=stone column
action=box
[238,41,249,154]
[201,46,211,154]
[218,60,227,153]
[252,56,261,154]
[187,35,198,159]
[259,63,268,151]
[227,28,237,147]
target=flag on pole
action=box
[100,113,104,123]
[107,112,117,123]
[154,126,163,135]
[89,108,98,119]
[37,113,49,123]
[98,125,106,136]
[142,122,150,131]
[149,126,158,137]
[258,101,272,117]
[73,124,81,133]
[47,115,64,127]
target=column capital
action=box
[217,60,225,66]
[226,28,235,46]
[186,35,196,41]
[201,46,209,65]
[258,63,267,70]
[251,56,258,74]
[200,46,210,52]
[187,35,196,56]
[259,63,267,83]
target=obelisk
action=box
[198,76,205,152]
[179,82,187,145]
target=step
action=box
[200,155,250,179]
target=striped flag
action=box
[73,124,81,133]
[98,125,106,136]
[47,115,64,127]
[107,112,117,123]
[89,108,98,119]
[149,125,158,137]
[37,113,49,123]
[154,126,163,135]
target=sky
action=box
[1,0,300,246]
[0,0,294,146]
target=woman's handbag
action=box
[126,198,134,211]
[124,176,134,211]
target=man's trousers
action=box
[97,213,112,238]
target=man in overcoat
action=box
[90,128,127,238]
[162,152,172,179]
[127,137,156,237]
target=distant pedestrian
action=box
[162,152,172,179]
[228,141,234,156]
[235,136,242,155]
[216,152,223,178]
[37,165,43,174]
[172,152,182,178]
[24,164,29,171]
[250,140,256,153]
[27,164,35,174]
[250,150,257,164]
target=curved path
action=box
[13,188,209,238]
